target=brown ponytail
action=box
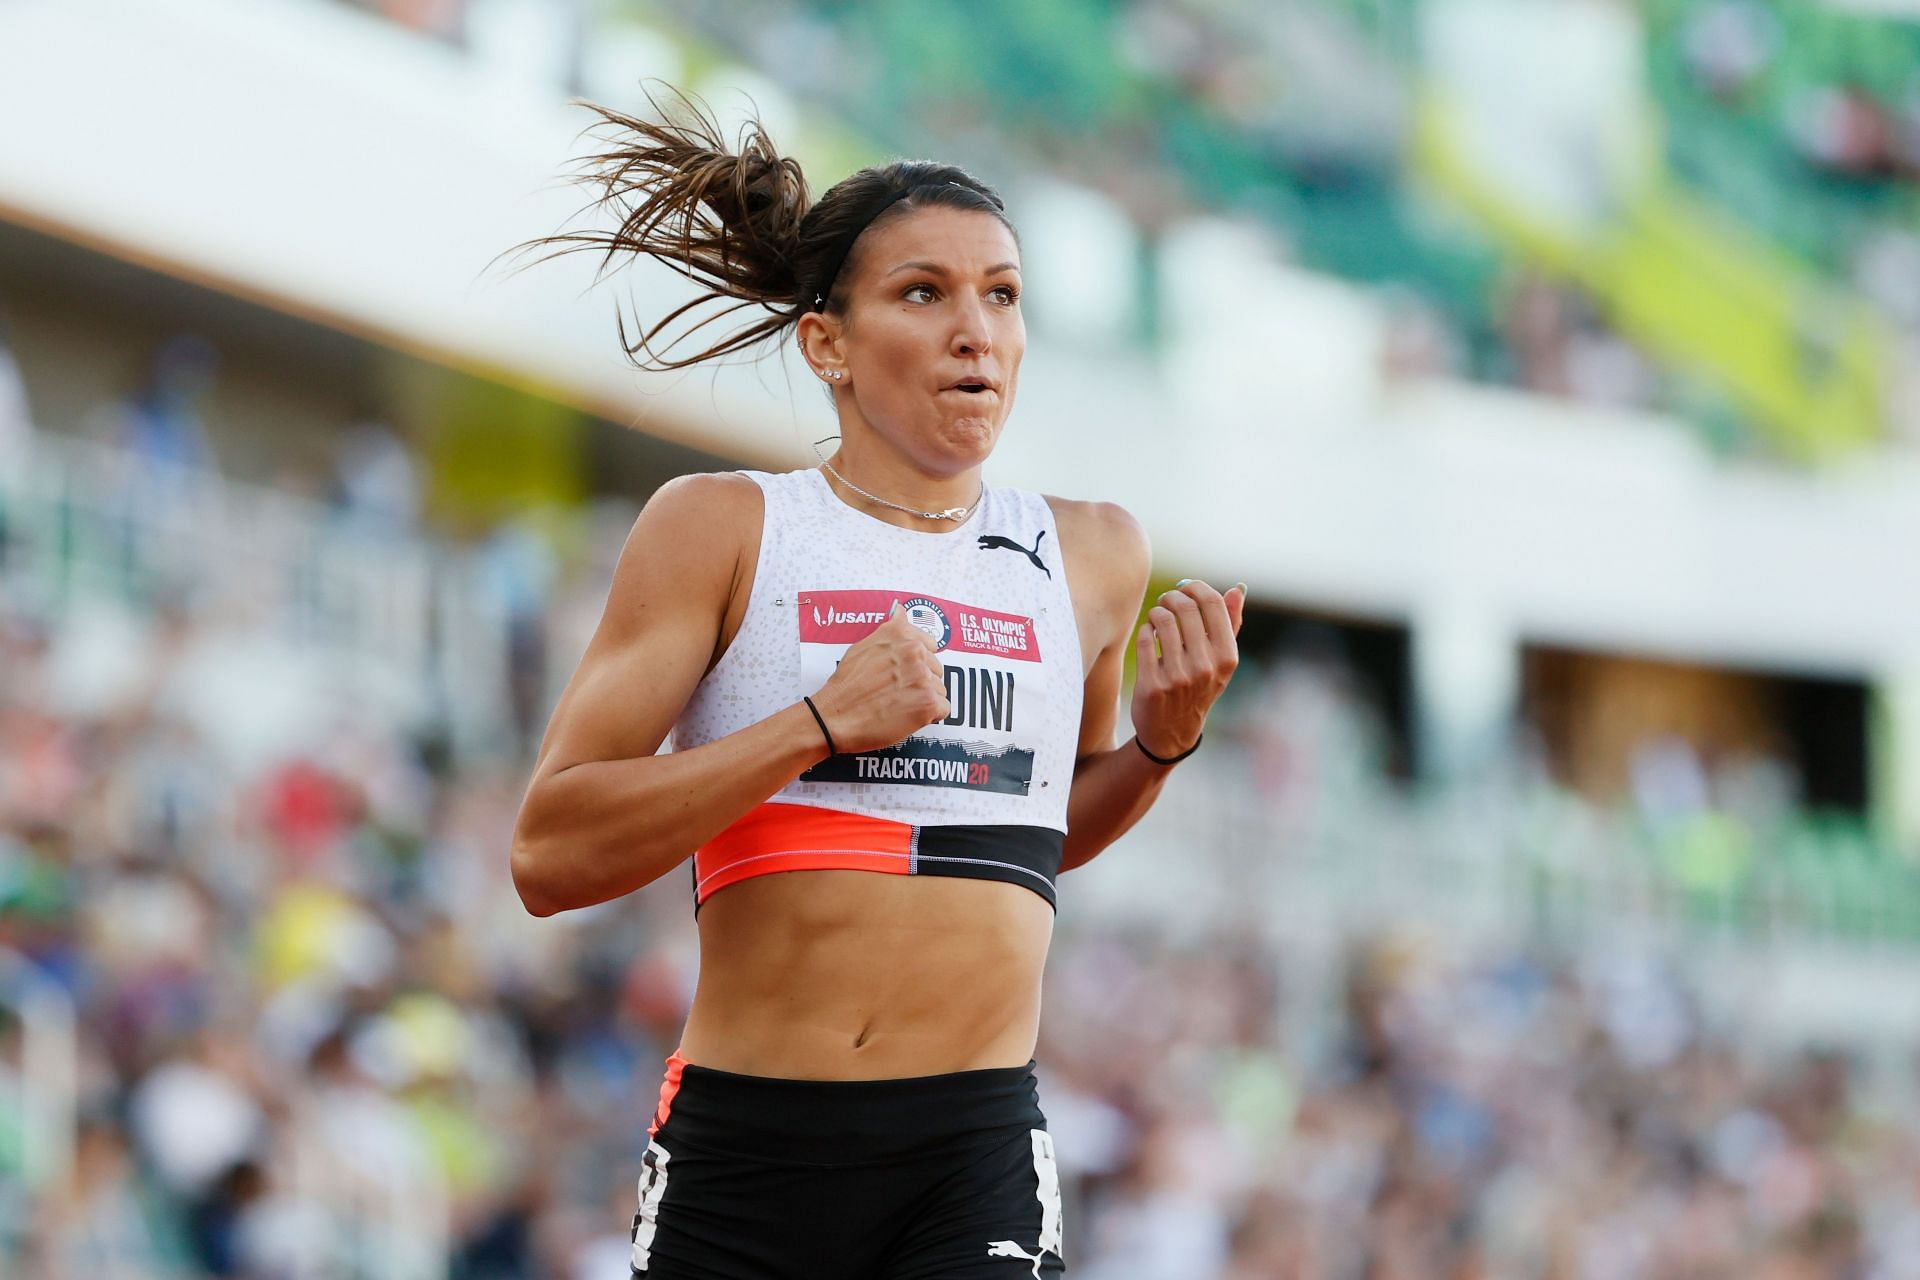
[502,79,1018,373]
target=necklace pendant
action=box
[939,507,968,520]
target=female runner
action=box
[507,84,1246,1279]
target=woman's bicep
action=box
[529,473,754,780]
[1075,635,1126,760]
[1071,501,1152,762]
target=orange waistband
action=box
[693,802,915,905]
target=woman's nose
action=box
[951,301,992,355]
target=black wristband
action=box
[1134,732,1201,766]
[801,696,838,757]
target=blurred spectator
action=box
[0,311,34,576]
[328,420,421,539]
[1852,227,1920,330]
[127,1031,267,1204]
[1787,83,1904,182]
[30,1111,177,1279]
[97,335,221,479]
[1680,0,1777,106]
[72,335,225,580]
[1497,271,1660,412]
[477,515,558,753]
[1233,632,1393,822]
[0,310,33,483]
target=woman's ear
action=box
[796,311,848,384]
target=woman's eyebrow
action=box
[883,260,1022,278]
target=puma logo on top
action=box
[978,529,1050,578]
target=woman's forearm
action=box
[511,702,830,915]
[1060,737,1179,873]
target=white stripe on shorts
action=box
[1031,1128,1063,1258]
[630,1139,671,1272]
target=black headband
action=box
[810,187,914,313]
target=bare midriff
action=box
[675,869,1054,1079]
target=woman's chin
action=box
[938,416,1001,455]
[875,406,1001,467]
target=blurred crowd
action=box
[0,575,654,1277]
[6,562,1920,1279]
[1044,923,1920,1280]
[4,296,1918,1274]
[1,392,1917,1280]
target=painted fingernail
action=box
[1176,578,1192,587]
[1233,581,1247,593]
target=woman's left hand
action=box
[1132,579,1246,759]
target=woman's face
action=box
[823,205,1025,475]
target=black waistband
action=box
[913,822,1061,908]
[658,1058,1044,1166]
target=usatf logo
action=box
[899,597,951,651]
[812,602,891,629]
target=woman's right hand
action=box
[809,603,951,755]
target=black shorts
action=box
[629,1051,1067,1279]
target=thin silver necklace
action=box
[811,437,984,523]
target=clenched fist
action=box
[809,602,952,755]
[1133,578,1245,760]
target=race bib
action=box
[796,589,1044,795]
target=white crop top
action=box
[668,466,1085,910]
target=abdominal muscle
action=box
[675,869,1055,1080]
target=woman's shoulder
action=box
[588,471,766,653]
[644,468,765,517]
[1040,493,1149,561]
[629,470,768,560]
[1040,493,1151,612]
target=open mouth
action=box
[945,382,994,395]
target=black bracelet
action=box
[1134,732,1201,766]
[801,695,838,757]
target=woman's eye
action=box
[902,283,1019,304]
